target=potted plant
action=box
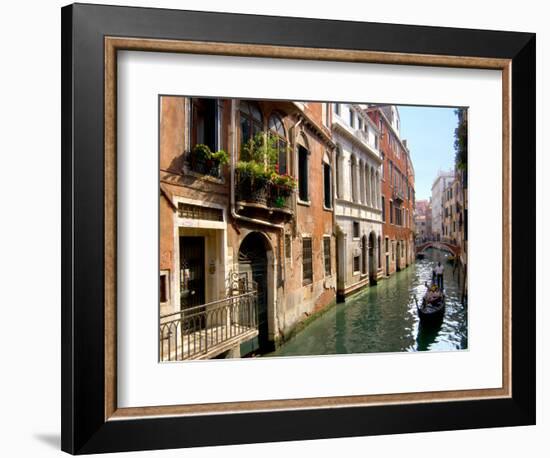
[235,160,271,205]
[189,144,228,177]
[269,172,297,208]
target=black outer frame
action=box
[61,3,536,455]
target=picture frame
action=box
[61,3,535,454]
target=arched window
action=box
[351,156,358,202]
[365,164,370,206]
[375,171,380,209]
[239,101,263,145]
[297,134,310,202]
[359,160,365,204]
[268,113,287,174]
[335,145,343,199]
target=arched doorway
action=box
[396,240,401,271]
[336,230,346,302]
[361,235,368,275]
[368,232,377,285]
[238,232,270,354]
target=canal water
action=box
[269,248,468,357]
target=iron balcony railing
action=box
[235,173,294,213]
[392,187,405,202]
[159,291,258,361]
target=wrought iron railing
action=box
[392,188,405,202]
[159,291,258,361]
[235,173,294,212]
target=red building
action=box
[367,106,415,275]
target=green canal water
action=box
[268,248,468,357]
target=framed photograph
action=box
[61,3,536,454]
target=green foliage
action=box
[192,144,212,162]
[453,108,468,172]
[191,144,228,167]
[235,160,271,182]
[211,149,229,165]
[240,132,279,172]
[270,173,297,190]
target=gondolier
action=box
[435,262,444,290]
[416,283,445,325]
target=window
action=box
[385,237,389,253]
[191,98,217,152]
[392,242,395,260]
[160,272,169,303]
[353,221,360,238]
[382,196,386,222]
[323,162,332,208]
[334,103,341,115]
[240,101,263,145]
[361,236,368,275]
[335,146,342,198]
[349,109,355,128]
[390,201,394,224]
[353,255,360,273]
[268,113,287,174]
[381,153,385,178]
[351,157,357,202]
[324,237,331,276]
[358,117,363,130]
[285,234,292,259]
[302,238,313,285]
[298,145,309,201]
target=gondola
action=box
[414,283,445,325]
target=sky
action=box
[396,105,459,201]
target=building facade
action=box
[332,103,383,301]
[430,170,454,241]
[159,97,336,360]
[414,199,432,242]
[367,106,416,276]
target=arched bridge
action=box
[416,241,460,257]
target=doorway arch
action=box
[238,232,271,354]
[396,240,401,271]
[361,235,368,275]
[368,232,377,285]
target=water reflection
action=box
[269,248,468,357]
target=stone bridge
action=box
[415,241,460,257]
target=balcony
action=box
[392,188,405,203]
[332,117,380,160]
[159,291,259,361]
[235,172,294,216]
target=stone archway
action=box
[238,232,274,354]
[368,231,377,285]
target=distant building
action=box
[431,170,454,241]
[414,199,432,242]
[367,106,415,276]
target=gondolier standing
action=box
[435,261,444,290]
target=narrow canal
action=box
[269,248,468,357]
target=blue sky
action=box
[397,106,459,201]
